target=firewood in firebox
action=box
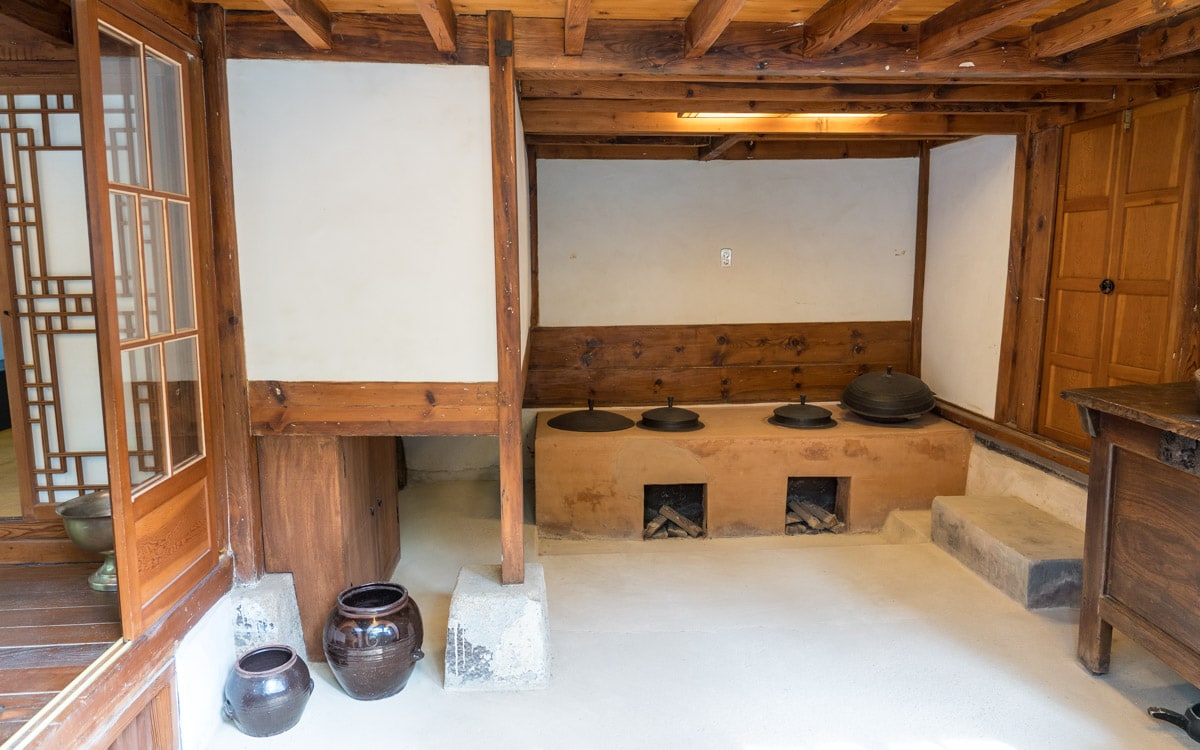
[799,501,838,530]
[644,513,669,538]
[787,500,823,529]
[658,505,704,537]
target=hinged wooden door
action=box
[75,2,224,638]
[1038,94,1194,450]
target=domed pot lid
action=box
[841,366,935,422]
[637,397,703,432]
[547,400,635,432]
[769,395,836,429]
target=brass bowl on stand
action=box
[55,490,117,592]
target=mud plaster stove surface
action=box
[534,404,972,540]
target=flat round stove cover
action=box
[547,400,635,432]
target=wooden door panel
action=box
[133,470,214,618]
[1062,118,1119,202]
[1057,209,1111,279]
[1108,293,1171,377]
[1045,289,1103,360]
[1039,364,1091,448]
[1117,202,1179,282]
[1125,99,1189,194]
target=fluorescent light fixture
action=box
[677,112,886,120]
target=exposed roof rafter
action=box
[1031,0,1200,58]
[414,0,457,52]
[802,0,903,57]
[260,0,332,50]
[685,0,747,57]
[563,0,590,55]
[918,0,1059,60]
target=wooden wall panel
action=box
[248,381,499,436]
[524,321,912,407]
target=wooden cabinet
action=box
[1039,94,1196,450]
[1064,383,1200,686]
[257,435,399,658]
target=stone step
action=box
[931,495,1084,609]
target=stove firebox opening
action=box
[643,483,706,539]
[785,477,847,535]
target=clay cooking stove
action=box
[535,402,972,541]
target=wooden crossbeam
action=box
[802,0,902,57]
[698,134,744,160]
[532,140,932,160]
[414,0,457,52]
[518,79,1138,103]
[684,0,747,58]
[519,97,1067,116]
[520,110,1026,136]
[1139,10,1200,62]
[511,18,1200,80]
[564,0,590,55]
[260,0,332,50]
[919,0,1060,59]
[0,0,73,47]
[1031,0,1200,58]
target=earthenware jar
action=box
[323,581,424,700]
[222,644,313,737]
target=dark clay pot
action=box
[323,582,424,700]
[222,645,313,737]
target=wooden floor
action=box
[0,564,121,744]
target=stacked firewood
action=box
[643,505,706,539]
[786,500,846,535]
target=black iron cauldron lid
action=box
[841,366,935,423]
[547,400,635,432]
[637,397,703,432]
[769,395,836,429]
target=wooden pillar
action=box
[909,141,931,377]
[199,6,264,583]
[489,10,525,585]
[995,125,1062,429]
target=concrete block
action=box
[445,564,551,691]
[232,573,308,661]
[932,495,1083,609]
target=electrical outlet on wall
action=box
[720,248,733,268]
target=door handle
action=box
[1100,278,1115,295]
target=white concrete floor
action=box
[210,480,1200,750]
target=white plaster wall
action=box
[921,136,1017,419]
[228,61,497,381]
[517,101,532,352]
[536,159,920,326]
[175,594,235,750]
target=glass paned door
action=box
[79,10,221,638]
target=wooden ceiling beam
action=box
[684,0,747,58]
[1139,10,1200,62]
[533,140,931,160]
[512,18,1200,80]
[1031,0,1200,58]
[563,0,590,55]
[526,134,711,146]
[520,97,1069,116]
[802,0,902,57]
[0,0,73,47]
[518,79,1141,103]
[260,0,332,50]
[918,0,1059,60]
[414,0,457,52]
[521,110,1027,136]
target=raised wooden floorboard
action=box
[0,564,120,744]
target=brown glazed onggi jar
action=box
[323,582,424,700]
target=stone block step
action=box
[931,495,1083,609]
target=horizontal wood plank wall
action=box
[524,321,912,407]
[248,381,500,436]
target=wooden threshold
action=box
[934,399,1089,476]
